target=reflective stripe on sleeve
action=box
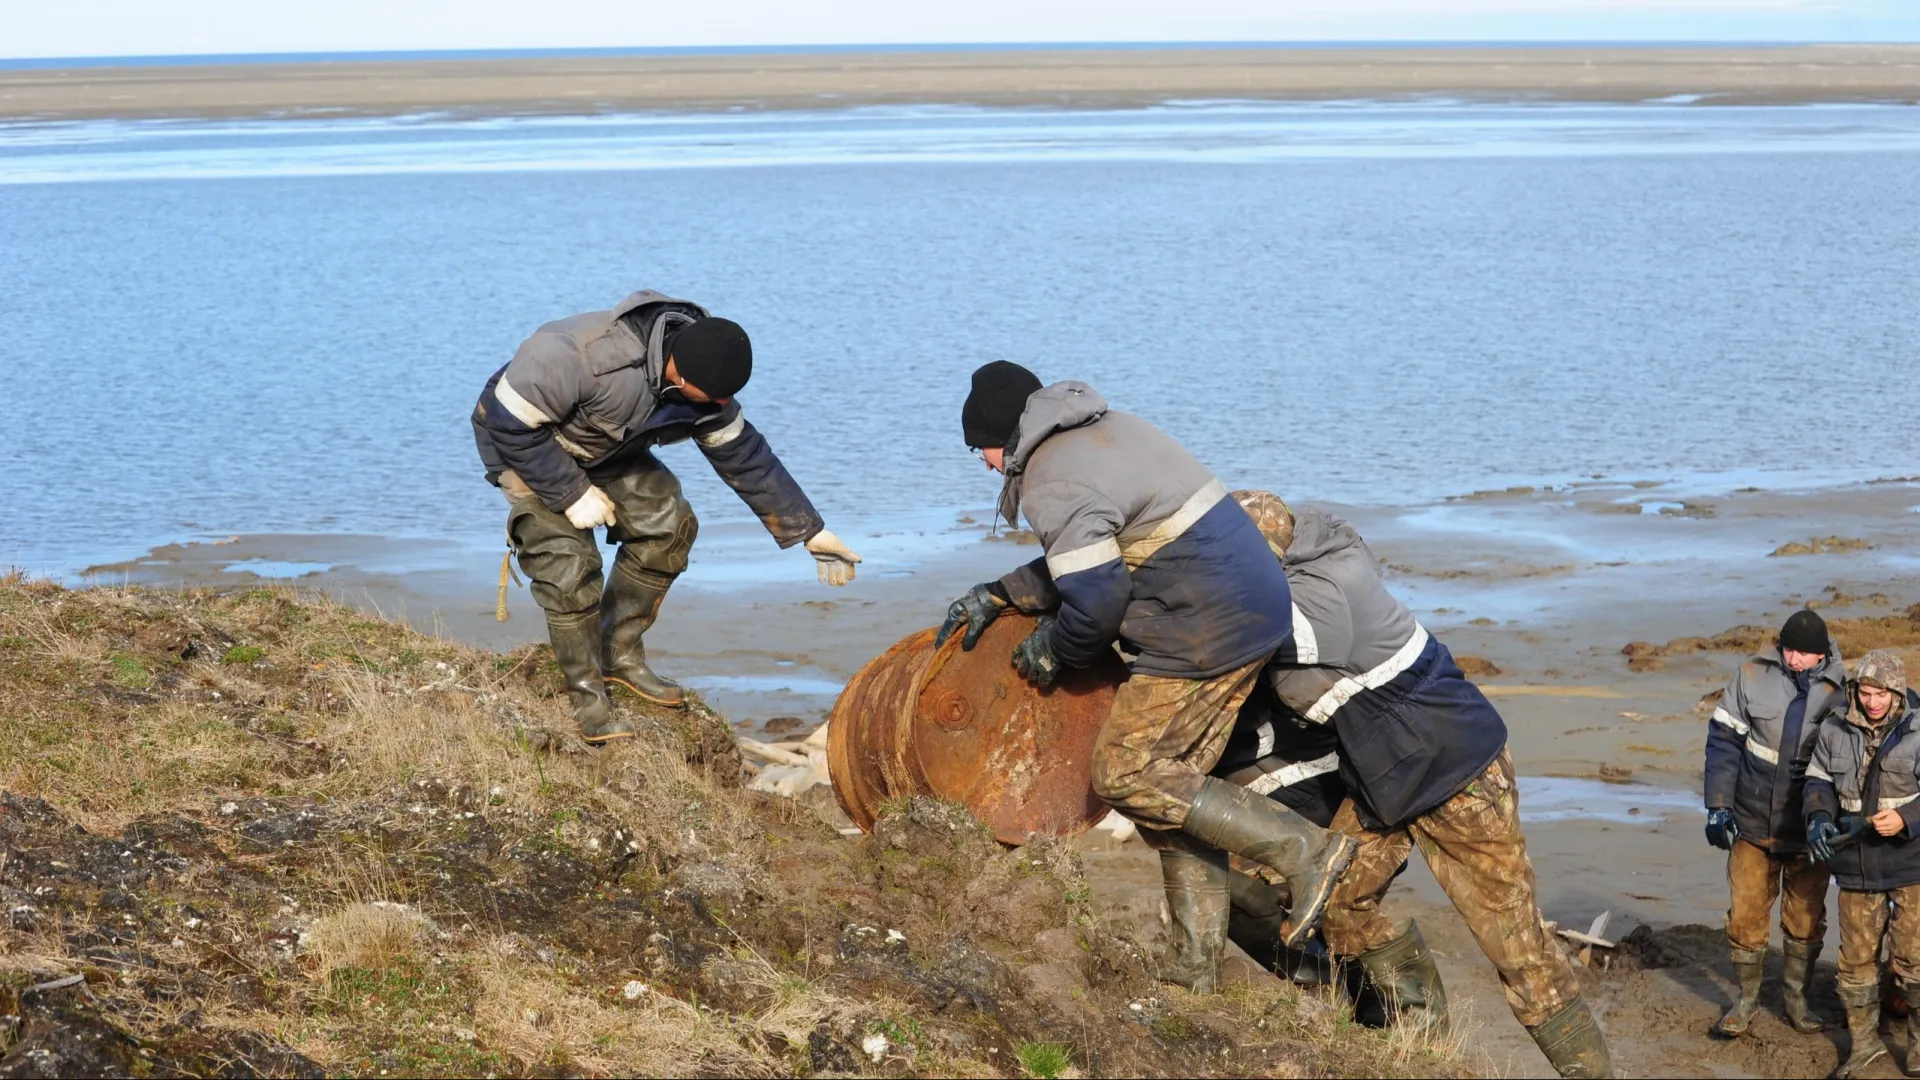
[1290,603,1320,665]
[1884,793,1920,812]
[1118,479,1227,568]
[1711,707,1751,737]
[1746,739,1780,765]
[1842,796,1864,813]
[1301,624,1431,725]
[1806,762,1832,782]
[495,377,554,427]
[1045,537,1123,579]
[1246,753,1343,796]
[695,413,747,448]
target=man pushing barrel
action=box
[933,362,1355,993]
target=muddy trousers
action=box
[1321,748,1581,1028]
[500,457,699,616]
[1088,659,1266,831]
[1837,886,1920,997]
[1725,839,1829,954]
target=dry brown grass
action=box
[305,902,433,976]
[471,946,772,1077]
[0,578,1472,1080]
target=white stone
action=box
[623,981,648,1000]
[861,1034,888,1062]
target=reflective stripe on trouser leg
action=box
[506,492,604,614]
[1089,659,1265,830]
[1321,798,1417,958]
[1408,748,1580,1028]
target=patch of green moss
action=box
[222,645,264,666]
[109,654,149,687]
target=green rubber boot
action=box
[1837,983,1887,1080]
[1180,778,1356,949]
[546,609,632,744]
[1527,996,1615,1079]
[1357,919,1449,1037]
[599,564,685,708]
[1781,937,1826,1034]
[1711,945,1765,1037]
[1159,848,1230,994]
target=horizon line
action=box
[7,39,1914,71]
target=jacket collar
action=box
[1753,641,1845,691]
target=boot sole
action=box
[1281,834,1358,950]
[605,675,687,709]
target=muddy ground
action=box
[73,476,1920,1077]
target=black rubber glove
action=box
[1839,813,1869,846]
[1704,808,1738,851]
[1808,811,1840,862]
[1011,615,1061,689]
[935,582,1007,650]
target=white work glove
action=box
[564,486,618,531]
[805,529,862,587]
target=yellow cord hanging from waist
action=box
[496,545,523,622]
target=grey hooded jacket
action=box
[1805,689,1920,890]
[1704,643,1847,851]
[470,291,823,548]
[1255,506,1507,829]
[993,383,1293,680]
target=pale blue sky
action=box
[1,0,1915,59]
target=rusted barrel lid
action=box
[828,613,1126,845]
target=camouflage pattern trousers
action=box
[1725,839,1829,956]
[1837,886,1920,995]
[1322,747,1581,1028]
[1089,659,1266,831]
[499,455,699,615]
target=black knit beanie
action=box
[1779,608,1830,655]
[961,361,1042,450]
[669,317,752,400]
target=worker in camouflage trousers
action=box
[1702,608,1845,1037]
[934,363,1355,996]
[1806,649,1920,1078]
[471,291,861,743]
[1224,490,1611,1079]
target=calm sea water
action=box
[2,101,1917,578]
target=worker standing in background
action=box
[1702,609,1844,1037]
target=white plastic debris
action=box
[1093,809,1137,843]
[861,1034,889,1062]
[622,980,649,1001]
[885,929,906,945]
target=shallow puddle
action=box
[1519,776,1699,825]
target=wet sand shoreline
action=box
[5,45,1920,122]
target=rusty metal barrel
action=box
[827,612,1128,845]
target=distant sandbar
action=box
[4,45,1919,121]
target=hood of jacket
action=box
[1282,506,1366,567]
[996,381,1108,526]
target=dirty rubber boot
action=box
[1159,849,1231,994]
[1527,996,1615,1079]
[546,609,632,744]
[1710,945,1766,1037]
[1905,982,1920,1078]
[1357,920,1449,1037]
[1781,937,1826,1034]
[1181,777,1357,950]
[599,566,685,709]
[1838,986,1888,1080]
